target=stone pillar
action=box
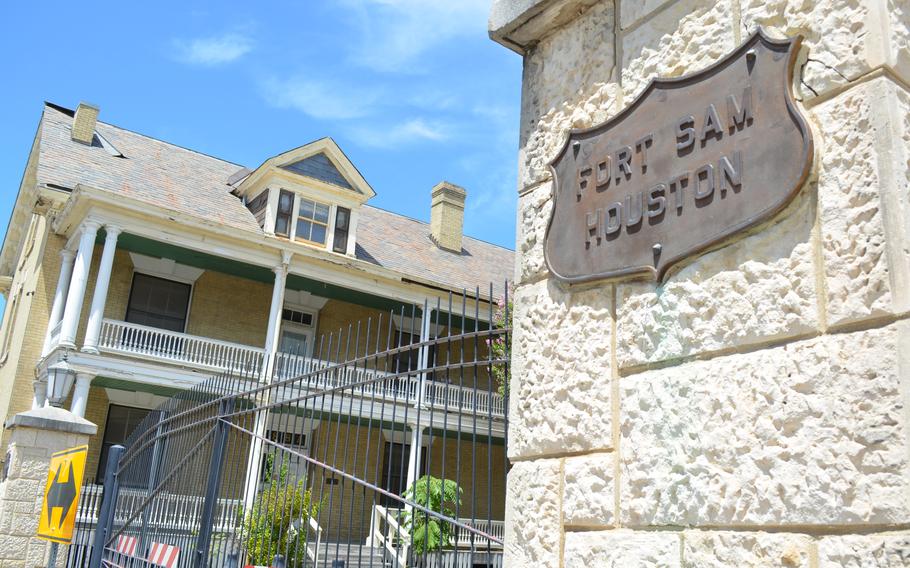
[0,406,97,567]
[82,224,121,354]
[58,221,100,349]
[491,1,910,566]
[41,249,76,356]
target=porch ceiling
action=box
[107,232,419,315]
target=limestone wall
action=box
[493,0,910,565]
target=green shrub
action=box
[401,475,462,554]
[240,455,320,567]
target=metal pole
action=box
[194,398,234,568]
[88,444,125,568]
[45,542,58,568]
[138,411,167,556]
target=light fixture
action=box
[45,362,74,407]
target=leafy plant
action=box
[401,475,462,554]
[488,284,513,397]
[241,454,320,567]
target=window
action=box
[392,330,436,378]
[125,274,191,332]
[295,198,330,245]
[380,442,427,507]
[275,189,295,237]
[282,308,313,326]
[96,405,154,484]
[261,431,308,483]
[333,207,351,253]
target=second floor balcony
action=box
[80,317,505,420]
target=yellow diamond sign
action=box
[37,444,87,544]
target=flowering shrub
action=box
[489,283,513,397]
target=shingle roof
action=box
[36,104,514,295]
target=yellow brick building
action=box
[0,102,512,557]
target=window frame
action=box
[95,404,157,484]
[275,189,295,237]
[292,196,332,247]
[333,206,351,254]
[124,272,194,333]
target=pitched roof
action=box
[35,103,514,295]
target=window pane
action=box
[335,207,350,230]
[333,207,350,253]
[278,190,294,213]
[310,223,326,244]
[297,219,312,241]
[97,405,153,483]
[275,215,290,236]
[314,203,330,223]
[299,198,315,219]
[125,274,190,332]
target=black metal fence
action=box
[67,286,510,568]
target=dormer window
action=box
[235,138,375,256]
[296,197,331,245]
[333,207,351,254]
[275,189,295,237]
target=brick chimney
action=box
[430,181,466,253]
[71,102,99,144]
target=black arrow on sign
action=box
[45,462,77,528]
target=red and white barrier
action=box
[147,542,180,568]
[115,535,138,557]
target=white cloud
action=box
[349,118,452,148]
[261,77,383,120]
[338,0,490,73]
[172,32,253,66]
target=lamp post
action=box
[45,363,74,408]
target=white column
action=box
[243,260,290,513]
[82,225,121,353]
[58,220,100,348]
[416,307,432,409]
[41,249,76,355]
[69,373,93,418]
[404,424,424,513]
[260,263,289,380]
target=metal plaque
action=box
[544,29,813,282]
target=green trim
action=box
[92,376,185,398]
[109,233,418,315]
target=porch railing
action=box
[98,319,264,374]
[76,485,240,534]
[96,318,505,418]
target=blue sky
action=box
[0,1,522,254]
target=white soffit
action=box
[129,252,205,283]
[284,289,329,311]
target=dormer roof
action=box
[234,137,375,202]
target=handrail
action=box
[305,515,322,563]
[367,504,504,559]
[370,504,410,568]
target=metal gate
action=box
[66,287,510,567]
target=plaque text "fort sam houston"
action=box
[578,86,751,243]
[544,32,812,283]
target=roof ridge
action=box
[43,102,247,169]
[362,204,514,252]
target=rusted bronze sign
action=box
[544,29,813,282]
